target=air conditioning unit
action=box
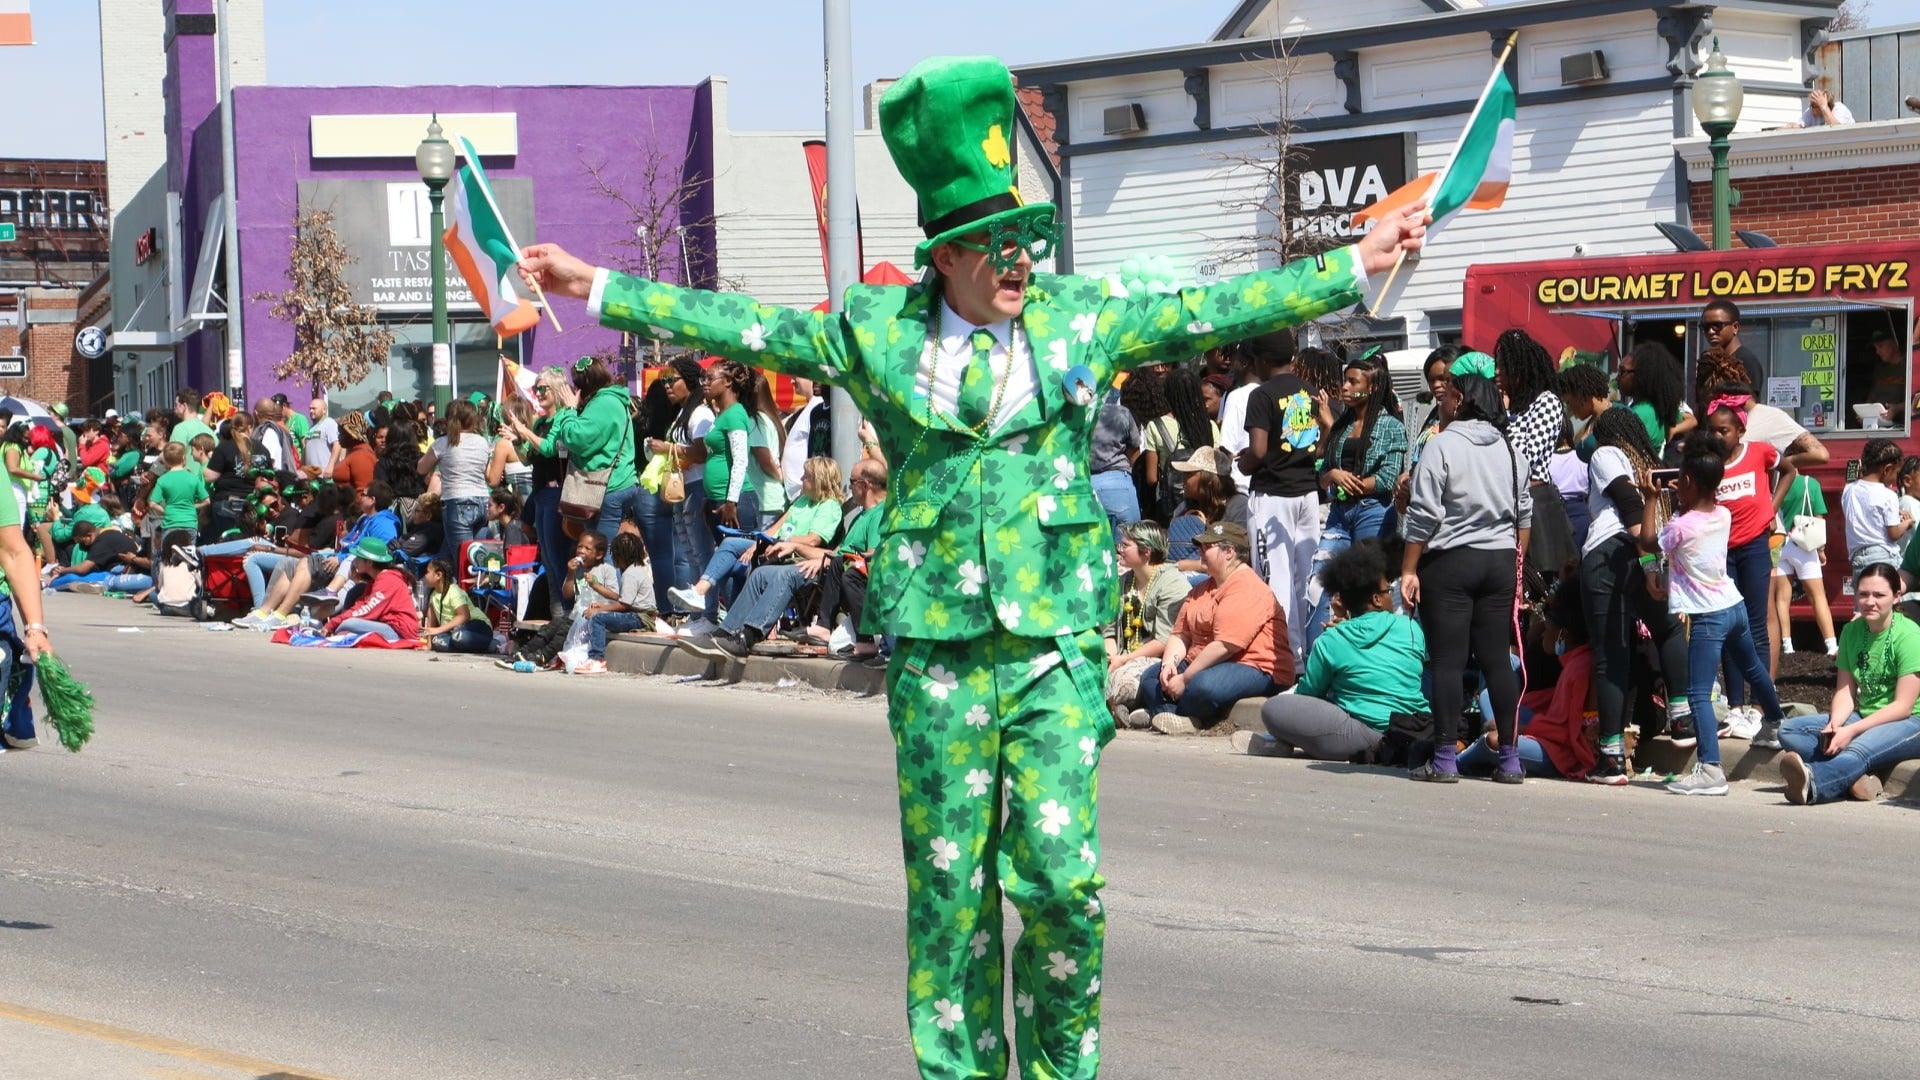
[1560,50,1608,86]
[1102,103,1147,137]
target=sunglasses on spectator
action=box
[658,375,681,386]
[1702,320,1735,331]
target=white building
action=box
[1014,0,1843,348]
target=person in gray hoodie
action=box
[1399,370,1532,782]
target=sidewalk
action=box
[0,998,343,1080]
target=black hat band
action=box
[922,192,1023,239]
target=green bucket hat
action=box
[1450,351,1497,379]
[880,55,1058,272]
[350,536,397,565]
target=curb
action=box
[604,635,886,696]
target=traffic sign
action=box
[0,223,16,242]
[0,355,26,378]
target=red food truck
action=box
[1462,240,1918,618]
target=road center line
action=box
[0,999,345,1080]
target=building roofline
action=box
[1020,0,1841,83]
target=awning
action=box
[176,194,228,334]
[1551,297,1908,322]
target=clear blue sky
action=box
[4,1,1211,159]
[5,1,1918,161]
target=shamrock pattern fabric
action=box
[890,627,1113,1080]
[592,246,1365,1080]
[594,251,1365,646]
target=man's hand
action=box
[518,244,600,301]
[1355,203,1428,277]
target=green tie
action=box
[957,327,997,429]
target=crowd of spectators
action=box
[18,304,1920,801]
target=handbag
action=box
[659,462,687,504]
[1788,483,1826,552]
[558,465,611,522]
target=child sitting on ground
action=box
[1636,441,1788,794]
[319,537,419,642]
[575,532,657,675]
[419,556,491,653]
[502,530,616,671]
[1843,438,1911,569]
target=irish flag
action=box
[445,135,541,338]
[498,354,540,408]
[1353,67,1515,244]
[0,2,31,47]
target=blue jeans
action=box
[198,538,269,557]
[103,573,155,593]
[442,495,488,560]
[1090,469,1140,530]
[0,637,28,747]
[632,486,677,613]
[1779,712,1920,803]
[699,536,757,617]
[1688,602,1782,765]
[1721,533,1773,707]
[1305,497,1392,653]
[674,484,712,592]
[719,563,806,635]
[1137,658,1281,725]
[334,618,400,642]
[593,482,642,548]
[430,621,493,653]
[528,486,571,620]
[588,610,649,659]
[244,552,292,610]
[1458,730,1561,777]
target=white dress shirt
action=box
[913,301,1039,437]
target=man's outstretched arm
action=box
[519,244,857,385]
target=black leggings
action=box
[1418,545,1521,749]
[814,557,870,641]
[1580,534,1690,744]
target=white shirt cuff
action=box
[586,267,612,322]
[1348,248,1369,294]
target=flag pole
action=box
[525,277,566,333]
[1370,32,1519,312]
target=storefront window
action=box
[325,320,522,417]
[1681,309,1910,436]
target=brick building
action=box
[1,157,111,411]
[1681,122,1920,248]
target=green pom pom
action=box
[35,655,95,753]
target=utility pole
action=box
[823,0,861,472]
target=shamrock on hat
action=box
[880,56,1060,271]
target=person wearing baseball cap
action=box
[1166,447,1250,568]
[511,51,1427,1079]
[1132,518,1293,737]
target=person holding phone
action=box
[1777,563,1920,803]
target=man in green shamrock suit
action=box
[521,55,1424,1080]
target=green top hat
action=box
[880,55,1059,271]
[350,536,397,565]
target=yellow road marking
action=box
[0,999,345,1079]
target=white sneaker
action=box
[1667,762,1729,796]
[1721,706,1762,741]
[667,586,705,613]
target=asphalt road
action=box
[4,594,1917,1080]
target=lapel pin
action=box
[1062,365,1097,408]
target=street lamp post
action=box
[416,115,456,411]
[1692,39,1744,251]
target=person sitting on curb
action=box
[577,531,658,675]
[679,459,889,664]
[795,458,889,661]
[317,538,419,643]
[419,557,491,654]
[501,531,617,671]
[46,519,152,595]
[1458,577,1598,781]
[667,455,847,619]
[1251,539,1425,760]
[1132,521,1293,735]
[1778,563,1920,804]
[236,482,401,630]
[1106,520,1190,728]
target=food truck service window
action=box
[1695,308,1911,436]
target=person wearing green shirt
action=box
[697,362,757,532]
[505,358,635,546]
[1776,471,1839,664]
[666,454,848,618]
[0,448,56,751]
[48,499,111,558]
[149,442,210,535]
[1778,564,1920,803]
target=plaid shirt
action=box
[1508,393,1566,486]
[1322,411,1409,502]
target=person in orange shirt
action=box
[1131,521,1294,734]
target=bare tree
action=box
[1829,0,1870,33]
[580,119,737,371]
[252,208,394,393]
[1208,41,1367,348]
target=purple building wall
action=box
[169,74,715,402]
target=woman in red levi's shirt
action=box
[1705,398,1783,721]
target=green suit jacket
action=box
[594,251,1365,641]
